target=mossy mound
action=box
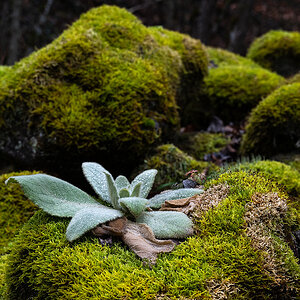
[135,144,214,192]
[199,65,284,124]
[206,46,259,68]
[4,170,300,299]
[287,72,300,84]
[0,171,39,256]
[241,83,300,156]
[0,5,208,176]
[247,30,300,77]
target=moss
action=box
[136,144,215,192]
[0,171,39,256]
[241,83,300,156]
[247,30,300,77]
[200,65,284,124]
[4,170,299,299]
[287,72,300,84]
[0,254,8,298]
[206,46,259,68]
[0,5,208,175]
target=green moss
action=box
[136,144,215,191]
[200,65,284,124]
[4,170,299,299]
[0,5,208,172]
[241,83,300,156]
[287,72,300,84]
[206,46,259,67]
[0,254,8,298]
[247,30,300,77]
[0,171,39,256]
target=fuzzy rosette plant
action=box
[6,163,203,244]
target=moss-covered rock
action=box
[241,83,300,156]
[195,65,284,125]
[247,30,300,77]
[3,170,299,299]
[0,171,39,256]
[135,144,214,192]
[206,46,259,68]
[0,5,208,177]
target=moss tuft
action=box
[200,65,284,124]
[4,170,299,299]
[241,83,300,156]
[247,30,300,77]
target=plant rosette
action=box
[6,162,203,263]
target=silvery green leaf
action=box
[5,174,100,217]
[119,197,148,218]
[131,169,157,198]
[147,188,204,209]
[104,172,121,210]
[115,175,130,191]
[66,206,124,241]
[119,188,130,198]
[136,211,193,239]
[130,182,142,197]
[82,162,112,204]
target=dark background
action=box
[1,0,300,65]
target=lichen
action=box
[240,83,300,156]
[247,30,300,77]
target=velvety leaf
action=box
[119,197,148,218]
[130,182,142,197]
[66,207,124,241]
[115,175,130,191]
[136,211,193,239]
[131,169,157,198]
[147,188,204,209]
[104,172,121,210]
[118,188,130,198]
[82,162,112,204]
[6,174,100,217]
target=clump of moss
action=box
[135,144,214,191]
[241,83,300,156]
[4,170,299,299]
[0,171,39,256]
[206,46,259,68]
[0,5,208,175]
[200,65,284,124]
[287,72,300,84]
[247,30,300,77]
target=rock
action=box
[241,83,300,156]
[247,30,300,77]
[0,5,208,180]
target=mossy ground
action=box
[3,170,299,299]
[247,30,300,77]
[0,5,208,176]
[241,83,300,156]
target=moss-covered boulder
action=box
[247,30,300,77]
[3,170,300,299]
[0,171,39,256]
[134,144,214,192]
[0,5,208,177]
[206,46,259,68]
[186,65,284,126]
[241,83,300,156]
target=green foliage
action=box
[4,170,300,299]
[0,5,208,169]
[0,171,39,255]
[241,83,300,156]
[201,65,284,124]
[138,144,216,191]
[7,163,201,243]
[206,46,259,67]
[247,30,300,77]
